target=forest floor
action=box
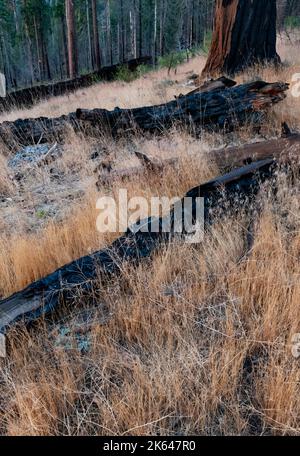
[0,34,300,436]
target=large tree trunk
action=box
[202,0,280,77]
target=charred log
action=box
[76,80,288,135]
[0,158,280,335]
[178,76,237,97]
[0,80,288,149]
[0,57,152,113]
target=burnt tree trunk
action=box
[202,0,280,77]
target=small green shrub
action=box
[136,64,153,77]
[285,16,300,29]
[115,65,137,82]
[158,52,186,73]
[36,209,47,219]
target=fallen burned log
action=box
[0,57,151,113]
[76,81,288,135]
[0,79,288,149]
[0,158,278,337]
[0,113,78,149]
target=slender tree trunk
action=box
[202,0,280,77]
[106,0,113,65]
[86,0,93,70]
[138,0,143,57]
[65,0,78,78]
[24,21,34,84]
[61,15,69,78]
[91,0,101,70]
[33,16,42,81]
[120,0,126,60]
[153,0,157,63]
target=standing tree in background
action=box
[105,0,113,64]
[202,0,280,77]
[91,0,101,70]
[65,0,78,78]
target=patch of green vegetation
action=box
[115,64,138,82]
[158,51,186,73]
[285,15,300,29]
[136,64,153,77]
[90,73,102,83]
[36,209,48,219]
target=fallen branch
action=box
[0,158,278,336]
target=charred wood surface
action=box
[75,81,288,135]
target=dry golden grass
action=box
[0,154,14,198]
[0,35,300,436]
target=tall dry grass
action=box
[1,191,300,436]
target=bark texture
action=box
[202,0,280,77]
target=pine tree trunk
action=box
[91,0,101,70]
[86,0,93,70]
[106,0,113,65]
[65,0,78,78]
[202,0,280,77]
[120,0,126,61]
[139,0,143,57]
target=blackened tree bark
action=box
[202,0,280,77]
